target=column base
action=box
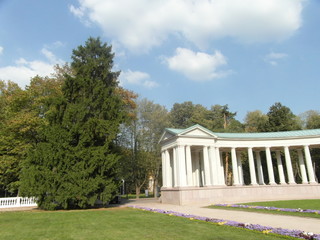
[232,184,242,187]
[309,181,318,185]
[288,182,296,185]
[268,182,278,186]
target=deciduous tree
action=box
[244,110,268,132]
[118,99,169,198]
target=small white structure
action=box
[0,197,37,208]
[159,125,320,205]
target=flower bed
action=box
[129,205,320,240]
[214,204,320,214]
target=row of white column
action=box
[228,145,317,186]
[162,145,317,188]
[161,145,226,188]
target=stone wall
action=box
[161,184,320,205]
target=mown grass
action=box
[241,199,320,210]
[121,193,155,199]
[0,207,294,240]
[209,199,320,219]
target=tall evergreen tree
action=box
[21,37,126,210]
[266,102,301,132]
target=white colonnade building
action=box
[159,125,320,205]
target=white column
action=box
[165,150,172,187]
[265,147,276,185]
[284,146,296,184]
[185,145,193,187]
[177,145,187,187]
[248,148,258,185]
[276,150,286,185]
[161,151,167,188]
[231,148,240,186]
[304,145,317,184]
[255,151,265,185]
[202,146,212,186]
[216,147,225,185]
[236,151,244,185]
[173,147,178,187]
[193,151,200,187]
[209,146,218,185]
[297,149,308,184]
[200,154,205,187]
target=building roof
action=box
[163,124,320,140]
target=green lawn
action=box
[0,208,293,240]
[241,199,320,210]
[121,193,155,199]
[209,199,320,219]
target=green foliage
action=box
[207,104,240,132]
[169,101,197,128]
[244,110,269,132]
[266,102,301,132]
[300,110,320,129]
[0,72,65,196]
[118,98,169,197]
[20,37,125,209]
[169,102,242,132]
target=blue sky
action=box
[0,0,320,121]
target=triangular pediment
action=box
[182,128,214,137]
[161,131,175,141]
[159,125,217,143]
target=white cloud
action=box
[69,4,86,19]
[119,70,159,88]
[0,48,64,88]
[69,4,91,26]
[41,48,64,65]
[265,51,288,66]
[0,46,3,55]
[70,0,304,52]
[164,48,229,81]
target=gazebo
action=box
[159,124,320,205]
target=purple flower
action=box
[129,205,320,239]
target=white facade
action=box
[159,125,320,205]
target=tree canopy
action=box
[266,102,301,132]
[20,37,129,210]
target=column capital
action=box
[177,144,185,148]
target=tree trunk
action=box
[135,186,140,199]
[225,153,229,185]
[153,178,158,198]
[223,113,228,129]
